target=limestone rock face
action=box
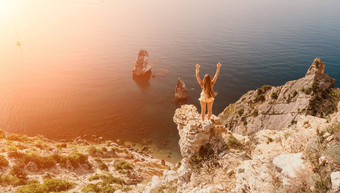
[142,58,339,193]
[218,58,336,135]
[272,153,307,178]
[174,105,215,159]
[175,77,188,100]
[173,105,232,192]
[132,50,152,76]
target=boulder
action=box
[272,153,306,178]
[143,176,162,193]
[132,50,152,76]
[331,171,340,192]
[175,77,188,99]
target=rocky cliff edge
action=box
[144,58,340,193]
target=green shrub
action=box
[330,88,340,103]
[88,173,124,185]
[82,183,116,193]
[305,87,312,95]
[16,183,46,193]
[326,123,340,135]
[69,152,90,168]
[253,85,271,103]
[260,85,272,93]
[8,151,56,169]
[0,174,25,186]
[43,178,75,192]
[52,152,91,169]
[113,160,133,171]
[0,155,9,168]
[252,110,258,117]
[87,146,104,157]
[237,108,244,116]
[26,152,56,169]
[189,155,203,170]
[271,92,278,99]
[227,135,243,149]
[314,171,331,193]
[16,179,75,193]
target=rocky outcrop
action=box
[132,50,152,76]
[306,58,325,76]
[142,58,339,193]
[218,58,337,135]
[144,101,339,193]
[173,105,216,191]
[175,77,188,100]
[173,105,215,159]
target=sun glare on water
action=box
[0,0,12,13]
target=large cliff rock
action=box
[143,58,339,193]
[218,58,337,135]
[173,105,216,159]
[143,101,339,193]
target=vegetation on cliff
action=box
[0,129,173,192]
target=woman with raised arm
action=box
[196,62,221,121]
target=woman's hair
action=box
[203,74,217,98]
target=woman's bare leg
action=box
[207,101,214,120]
[200,101,206,121]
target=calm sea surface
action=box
[1,0,340,161]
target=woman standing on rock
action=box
[195,62,221,121]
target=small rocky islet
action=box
[1,58,340,193]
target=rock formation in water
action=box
[143,58,340,193]
[175,77,188,100]
[132,50,152,76]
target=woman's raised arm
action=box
[211,62,221,85]
[195,64,203,88]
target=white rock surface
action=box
[331,171,340,192]
[272,153,306,178]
